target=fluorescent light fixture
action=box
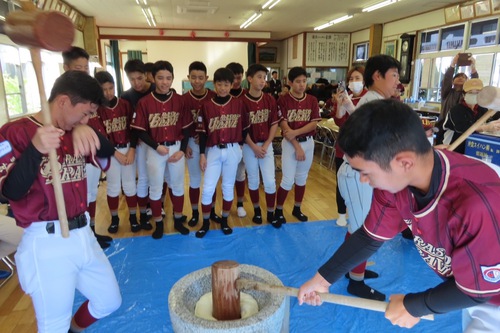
[262,0,274,9]
[362,0,397,13]
[331,14,353,24]
[314,22,333,31]
[262,0,281,9]
[268,0,281,9]
[240,12,262,29]
[314,14,353,30]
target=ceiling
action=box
[65,0,464,40]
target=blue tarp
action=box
[75,220,461,332]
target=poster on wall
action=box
[305,33,350,67]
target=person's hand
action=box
[451,54,459,67]
[32,125,65,154]
[114,151,127,165]
[297,273,331,306]
[185,146,193,159]
[72,125,100,157]
[168,150,184,163]
[385,294,421,329]
[480,119,500,132]
[125,148,135,164]
[295,146,305,161]
[252,144,266,158]
[470,55,476,70]
[156,145,169,156]
[199,154,207,172]
[283,128,297,141]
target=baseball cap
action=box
[463,78,483,92]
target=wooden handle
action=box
[447,109,497,151]
[30,49,69,238]
[236,278,434,321]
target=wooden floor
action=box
[0,153,340,332]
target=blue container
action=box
[465,133,500,166]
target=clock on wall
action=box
[399,33,415,84]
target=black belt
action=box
[296,136,311,142]
[158,141,177,146]
[46,214,87,234]
[217,143,236,149]
[115,143,128,148]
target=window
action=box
[420,30,439,53]
[0,44,62,118]
[470,19,498,47]
[441,25,465,51]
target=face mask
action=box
[348,81,364,94]
[464,93,477,106]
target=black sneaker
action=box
[130,214,141,233]
[140,212,153,230]
[292,207,308,222]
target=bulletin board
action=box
[305,32,350,67]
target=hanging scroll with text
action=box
[305,33,350,67]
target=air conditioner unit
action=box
[176,1,218,14]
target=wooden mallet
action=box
[211,260,434,321]
[447,86,500,152]
[2,2,75,237]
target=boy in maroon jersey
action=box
[299,100,500,332]
[0,71,121,333]
[195,67,248,238]
[275,67,321,225]
[241,64,281,227]
[95,71,139,233]
[131,60,192,239]
[182,61,221,227]
[226,62,248,218]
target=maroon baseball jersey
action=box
[363,149,500,305]
[131,92,192,142]
[197,96,247,147]
[182,89,215,138]
[242,92,281,143]
[98,98,133,145]
[278,92,321,137]
[0,117,108,228]
[87,111,106,136]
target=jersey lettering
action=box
[208,114,241,131]
[103,116,127,134]
[149,112,180,128]
[287,108,312,122]
[414,235,452,276]
[40,155,86,185]
[249,109,270,124]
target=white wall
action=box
[286,33,304,69]
[145,40,248,93]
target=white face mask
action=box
[348,81,364,94]
[464,93,477,106]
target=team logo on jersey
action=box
[208,114,240,131]
[249,109,270,124]
[287,108,312,122]
[103,116,127,134]
[481,264,500,283]
[414,235,452,277]
[40,155,86,185]
[149,112,179,128]
[0,141,12,158]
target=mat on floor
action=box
[75,220,461,333]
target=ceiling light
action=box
[362,0,398,13]
[240,11,262,29]
[314,22,333,31]
[331,14,353,24]
[314,14,353,30]
[262,0,281,9]
[268,0,281,9]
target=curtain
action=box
[127,50,143,61]
[110,40,123,96]
[247,42,256,67]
